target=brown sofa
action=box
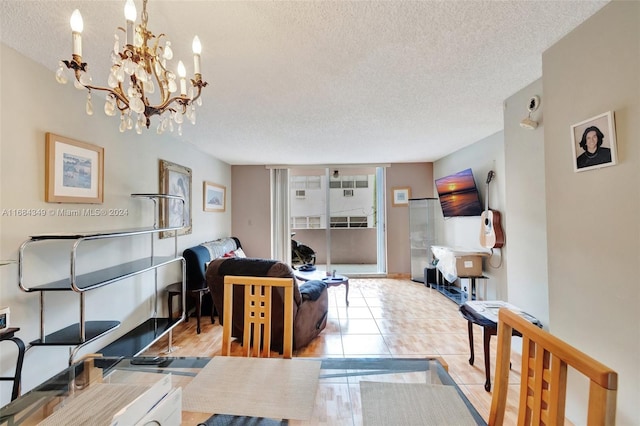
[206,257,329,352]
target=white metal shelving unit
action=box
[18,194,186,363]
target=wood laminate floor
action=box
[144,278,525,424]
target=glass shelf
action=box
[23,256,180,292]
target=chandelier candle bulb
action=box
[178,61,187,96]
[192,36,202,75]
[70,9,83,57]
[124,0,136,46]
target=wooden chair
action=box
[222,275,294,358]
[489,308,618,426]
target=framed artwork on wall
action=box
[392,187,411,207]
[203,181,226,212]
[570,111,617,172]
[45,133,104,204]
[159,159,192,238]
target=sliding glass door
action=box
[289,166,386,276]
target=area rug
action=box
[360,381,478,426]
[183,357,321,421]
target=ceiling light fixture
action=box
[520,95,540,130]
[56,0,208,135]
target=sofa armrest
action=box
[183,245,212,290]
[299,280,327,301]
[294,289,329,349]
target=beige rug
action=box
[182,357,321,420]
[360,381,479,426]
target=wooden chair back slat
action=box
[489,308,617,426]
[222,275,294,358]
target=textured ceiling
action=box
[0,1,608,165]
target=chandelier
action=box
[56,0,207,135]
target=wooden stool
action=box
[167,282,214,334]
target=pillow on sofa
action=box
[234,248,247,258]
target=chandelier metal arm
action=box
[66,66,130,108]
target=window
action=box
[295,190,306,199]
[291,176,322,190]
[306,176,321,189]
[350,216,368,228]
[355,175,369,188]
[291,176,306,189]
[343,189,354,197]
[330,216,370,228]
[292,216,321,229]
[329,175,368,189]
[330,216,348,228]
[308,217,321,228]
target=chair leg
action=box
[195,290,203,334]
[167,290,182,321]
[208,293,215,324]
[168,293,174,321]
[467,320,475,365]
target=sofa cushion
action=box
[200,238,239,260]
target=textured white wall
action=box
[0,43,231,404]
[434,132,507,300]
[542,2,639,424]
[503,78,549,326]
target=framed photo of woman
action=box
[570,111,617,172]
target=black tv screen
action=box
[435,168,484,217]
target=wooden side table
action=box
[0,327,25,401]
[459,301,542,391]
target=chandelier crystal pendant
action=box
[56,0,208,135]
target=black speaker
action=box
[424,267,437,287]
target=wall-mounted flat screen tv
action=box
[435,168,484,217]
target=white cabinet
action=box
[408,198,437,282]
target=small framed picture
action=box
[203,181,226,212]
[45,133,104,204]
[159,159,192,238]
[392,187,411,207]
[570,111,617,172]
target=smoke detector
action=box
[520,96,540,130]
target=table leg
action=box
[483,328,492,392]
[471,278,476,301]
[467,321,474,365]
[344,280,349,306]
[209,293,216,324]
